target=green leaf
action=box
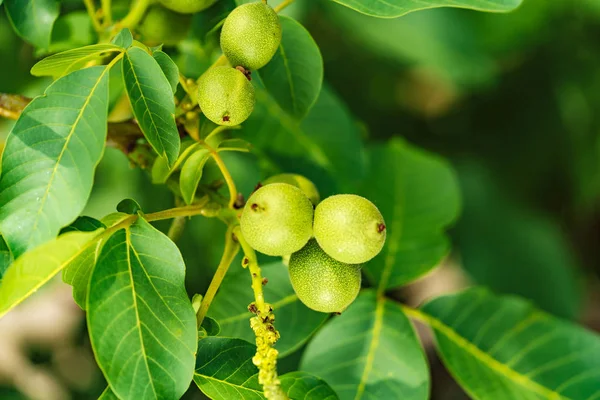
[151,140,200,184]
[87,217,197,400]
[0,229,103,319]
[60,216,106,234]
[417,288,600,400]
[0,66,111,257]
[194,337,338,400]
[199,316,221,338]
[194,337,264,399]
[280,372,339,400]
[122,47,180,167]
[331,0,523,18]
[241,86,365,194]
[455,164,582,319]
[153,50,179,94]
[180,148,211,205]
[48,11,96,54]
[361,138,461,290]
[30,44,122,78]
[4,0,59,49]
[63,214,131,309]
[300,290,429,400]
[112,28,133,48]
[259,16,323,120]
[209,262,328,357]
[217,138,252,153]
[98,387,119,400]
[0,236,13,285]
[116,198,143,215]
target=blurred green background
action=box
[1,0,599,398]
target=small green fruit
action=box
[158,0,216,14]
[289,239,361,313]
[138,6,191,46]
[314,194,386,264]
[240,183,313,256]
[197,66,255,126]
[220,2,282,70]
[263,173,320,205]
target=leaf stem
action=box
[206,145,238,209]
[119,0,150,29]
[144,196,213,221]
[84,0,104,33]
[196,225,240,327]
[274,0,295,13]
[101,0,113,26]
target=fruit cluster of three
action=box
[240,175,387,313]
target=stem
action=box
[234,227,266,310]
[101,0,113,26]
[274,0,295,13]
[203,125,242,144]
[119,0,151,29]
[234,227,287,400]
[167,216,187,242]
[207,146,238,209]
[144,196,212,222]
[196,225,240,327]
[84,0,104,33]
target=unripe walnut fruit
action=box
[289,239,361,313]
[197,66,255,126]
[240,183,313,256]
[263,173,320,206]
[138,6,191,46]
[158,0,216,14]
[313,194,386,264]
[220,2,282,70]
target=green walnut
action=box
[289,239,361,313]
[314,194,386,264]
[138,6,191,46]
[158,0,217,14]
[197,66,255,126]
[240,183,313,256]
[263,173,320,206]
[220,2,282,70]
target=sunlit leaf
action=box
[180,148,211,205]
[112,28,133,48]
[209,262,328,357]
[416,288,600,399]
[122,47,180,167]
[0,229,103,319]
[0,66,110,257]
[98,387,119,400]
[0,236,13,285]
[361,138,461,289]
[87,218,197,400]
[331,0,523,18]
[4,0,59,49]
[301,290,429,400]
[259,16,323,120]
[31,44,122,78]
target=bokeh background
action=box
[1,0,600,398]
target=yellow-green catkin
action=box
[249,302,287,400]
